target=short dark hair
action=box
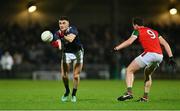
[59,16,70,22]
[132,17,144,26]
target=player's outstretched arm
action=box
[159,36,173,57]
[159,36,176,68]
[114,36,137,51]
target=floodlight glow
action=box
[28,5,37,13]
[169,8,177,15]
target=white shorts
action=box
[135,52,163,68]
[62,50,84,64]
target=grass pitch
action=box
[0,79,180,110]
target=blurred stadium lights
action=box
[28,5,37,13]
[27,1,37,13]
[169,8,177,15]
[169,0,178,15]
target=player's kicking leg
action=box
[70,50,83,102]
[61,62,71,102]
[137,62,158,102]
[117,59,141,101]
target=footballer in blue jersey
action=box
[51,16,84,102]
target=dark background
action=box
[0,0,180,79]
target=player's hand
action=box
[51,41,59,48]
[109,47,118,54]
[168,56,176,69]
[51,40,62,50]
[110,48,117,53]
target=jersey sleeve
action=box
[52,31,59,41]
[68,26,78,35]
[131,30,139,38]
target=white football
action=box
[41,30,53,42]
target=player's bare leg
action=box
[61,62,70,102]
[117,60,141,101]
[71,63,83,102]
[138,62,158,102]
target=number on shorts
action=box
[147,30,156,39]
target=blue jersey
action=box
[53,26,83,53]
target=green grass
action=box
[0,79,180,110]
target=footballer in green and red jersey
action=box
[114,17,176,102]
[131,27,162,54]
